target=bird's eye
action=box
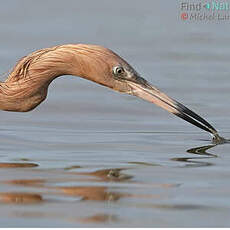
[113,66,124,76]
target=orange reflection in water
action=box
[60,186,123,201]
[77,168,133,182]
[5,179,46,187]
[0,192,43,204]
[79,214,118,223]
[0,162,38,168]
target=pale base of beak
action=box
[127,81,178,114]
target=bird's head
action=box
[68,44,217,135]
[44,44,219,135]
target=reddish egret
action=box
[0,44,221,139]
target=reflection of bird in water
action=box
[60,186,122,201]
[0,192,43,204]
[0,44,225,140]
[171,144,218,167]
[187,144,218,157]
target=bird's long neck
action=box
[0,44,114,112]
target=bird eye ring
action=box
[113,66,124,76]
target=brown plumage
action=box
[2,44,127,112]
[0,43,219,137]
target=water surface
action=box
[0,0,230,227]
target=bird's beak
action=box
[126,77,217,135]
